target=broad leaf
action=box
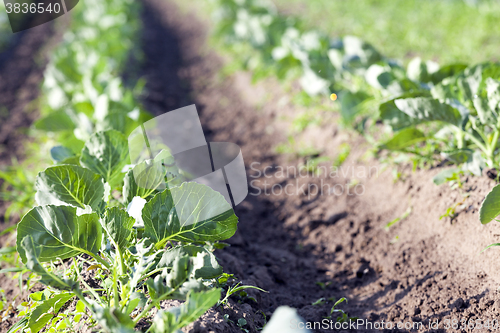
[146,272,177,302]
[430,80,457,103]
[394,97,462,127]
[27,292,74,333]
[430,65,485,110]
[342,35,381,68]
[406,57,430,82]
[50,146,76,162]
[150,289,221,333]
[101,207,135,251]
[338,90,370,123]
[174,289,220,324]
[72,101,94,118]
[147,252,208,301]
[379,99,414,131]
[95,111,137,136]
[147,273,205,302]
[80,130,130,188]
[366,64,419,96]
[456,65,483,106]
[55,130,85,153]
[158,245,223,279]
[441,149,473,164]
[142,182,238,249]
[432,168,461,186]
[123,149,182,205]
[58,156,81,166]
[34,110,76,132]
[486,78,500,114]
[17,205,102,263]
[379,92,430,130]
[365,64,391,89]
[125,292,147,316]
[380,128,426,151]
[480,184,500,224]
[35,165,105,210]
[473,78,500,125]
[166,255,191,292]
[430,63,467,84]
[463,150,486,176]
[122,169,156,206]
[122,157,170,205]
[88,303,135,333]
[19,236,77,290]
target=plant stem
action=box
[140,267,170,282]
[85,251,111,270]
[456,129,464,149]
[114,243,126,276]
[73,288,92,309]
[461,130,489,156]
[133,301,154,325]
[488,129,500,165]
[110,241,126,308]
[113,262,119,308]
[83,289,105,293]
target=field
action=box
[2,0,500,332]
[274,0,500,64]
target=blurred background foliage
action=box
[0,2,13,51]
[272,0,500,65]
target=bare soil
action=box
[140,0,500,332]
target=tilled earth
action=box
[139,0,500,332]
[2,1,500,333]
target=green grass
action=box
[272,0,500,65]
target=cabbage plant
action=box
[12,130,238,333]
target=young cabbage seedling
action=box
[14,130,242,333]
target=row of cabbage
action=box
[212,0,500,234]
[6,1,256,333]
[213,0,500,177]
